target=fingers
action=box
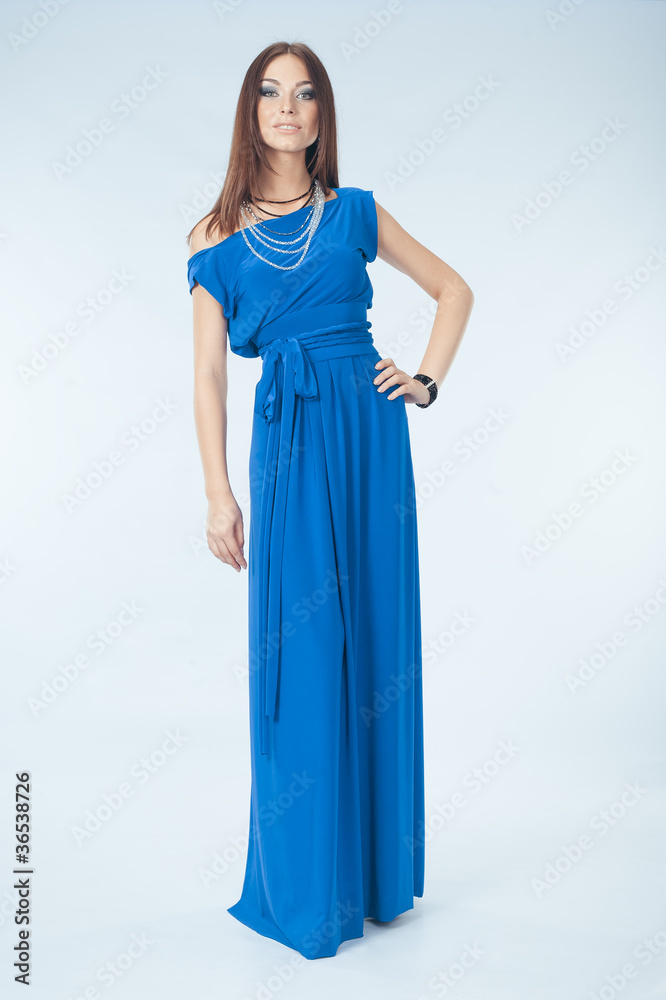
[373,359,401,388]
[207,536,225,563]
[375,371,409,397]
[209,536,245,572]
[207,524,247,572]
[229,522,248,571]
[373,359,417,402]
[205,499,248,572]
[386,383,410,401]
[373,357,396,385]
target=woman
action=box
[186,41,473,959]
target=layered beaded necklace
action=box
[238,178,326,271]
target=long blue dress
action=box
[187,186,425,959]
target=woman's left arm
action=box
[373,200,474,404]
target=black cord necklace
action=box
[250,179,315,218]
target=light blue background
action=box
[1,1,665,998]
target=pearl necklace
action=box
[238,179,326,271]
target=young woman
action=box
[186,41,473,960]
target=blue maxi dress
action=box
[187,186,425,959]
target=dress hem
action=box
[226,890,424,960]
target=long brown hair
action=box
[187,42,339,247]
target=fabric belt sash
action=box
[252,303,377,755]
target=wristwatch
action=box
[413,373,438,408]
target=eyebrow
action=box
[260,78,313,86]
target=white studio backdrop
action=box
[1,1,665,998]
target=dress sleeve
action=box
[359,189,378,263]
[187,248,234,320]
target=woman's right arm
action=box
[190,230,247,574]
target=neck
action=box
[254,152,312,204]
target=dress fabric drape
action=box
[187,187,425,959]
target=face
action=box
[256,54,319,152]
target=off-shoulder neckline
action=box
[188,187,344,264]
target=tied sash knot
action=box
[254,337,319,422]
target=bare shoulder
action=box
[189,214,231,257]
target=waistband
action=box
[253,301,371,351]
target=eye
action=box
[258,87,316,100]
